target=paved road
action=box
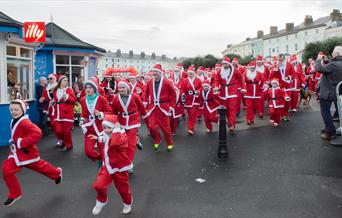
[1,103,342,218]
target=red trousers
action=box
[149,107,173,145]
[2,158,61,199]
[186,106,198,131]
[245,98,261,122]
[281,91,291,117]
[197,108,203,119]
[92,167,132,205]
[220,98,237,128]
[170,118,179,134]
[236,92,243,114]
[54,121,73,148]
[270,108,282,124]
[259,92,267,116]
[84,131,103,161]
[204,109,218,131]
[126,128,138,162]
[290,90,299,110]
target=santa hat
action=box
[247,61,256,68]
[318,51,325,55]
[187,66,196,74]
[272,56,278,63]
[222,56,231,64]
[264,62,272,68]
[11,99,29,114]
[202,80,211,87]
[290,55,297,63]
[256,55,263,63]
[175,63,183,70]
[48,73,58,81]
[58,75,67,82]
[91,76,100,84]
[215,63,221,69]
[270,78,279,86]
[144,72,152,78]
[103,68,113,78]
[232,57,239,63]
[152,64,162,74]
[197,66,204,73]
[102,114,119,129]
[84,80,98,93]
[118,80,132,91]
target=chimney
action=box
[286,23,294,31]
[330,9,342,21]
[257,30,264,38]
[246,37,251,41]
[270,26,278,35]
[304,15,313,26]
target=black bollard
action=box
[217,106,228,160]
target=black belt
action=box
[246,82,258,84]
[120,110,137,116]
[271,97,282,100]
[224,83,236,87]
[154,100,169,104]
[204,100,213,102]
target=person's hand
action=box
[317,54,323,60]
[94,109,100,116]
[39,97,45,103]
[88,134,98,140]
[114,123,121,129]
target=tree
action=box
[140,52,146,59]
[181,54,219,69]
[116,49,121,57]
[302,37,342,63]
[151,52,156,59]
[129,50,134,58]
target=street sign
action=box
[24,22,46,43]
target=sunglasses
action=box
[48,78,54,80]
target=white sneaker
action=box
[92,200,107,215]
[122,203,132,214]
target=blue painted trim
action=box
[0,26,21,35]
[40,46,95,53]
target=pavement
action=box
[1,101,342,218]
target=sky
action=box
[1,0,341,58]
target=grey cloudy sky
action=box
[1,0,341,58]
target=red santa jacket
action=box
[170,71,187,83]
[100,80,118,104]
[80,95,112,136]
[256,64,270,83]
[214,66,245,100]
[266,87,290,109]
[243,70,264,99]
[197,89,220,113]
[171,84,184,118]
[99,129,133,174]
[112,93,147,130]
[53,87,76,122]
[181,77,202,108]
[41,85,56,116]
[269,62,295,91]
[291,63,306,91]
[131,80,145,100]
[143,77,176,117]
[8,116,42,166]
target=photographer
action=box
[316,46,342,140]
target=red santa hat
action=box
[48,73,58,81]
[290,55,297,63]
[118,79,132,91]
[232,57,239,63]
[256,55,263,63]
[215,63,221,69]
[270,78,279,86]
[84,80,98,93]
[247,61,256,68]
[272,56,278,63]
[187,65,196,74]
[222,56,231,64]
[202,80,211,87]
[264,62,272,68]
[152,64,163,74]
[103,68,113,78]
[91,76,100,84]
[318,51,325,55]
[102,114,119,129]
[175,63,183,70]
[11,99,29,114]
[197,66,204,73]
[58,75,67,82]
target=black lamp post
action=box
[217,106,228,160]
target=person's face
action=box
[249,67,256,72]
[175,69,180,74]
[114,74,121,80]
[197,71,203,76]
[40,79,47,86]
[256,62,262,67]
[188,72,195,78]
[202,85,209,91]
[10,104,23,119]
[153,71,161,81]
[106,77,112,82]
[61,78,68,88]
[222,63,229,69]
[48,76,56,85]
[278,56,284,62]
[232,62,238,67]
[103,125,113,134]
[128,77,136,83]
[118,84,128,95]
[85,85,95,96]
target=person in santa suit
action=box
[232,57,247,116]
[243,61,266,125]
[170,77,184,135]
[305,58,317,93]
[269,54,295,122]
[39,73,58,139]
[128,73,145,100]
[52,75,76,151]
[264,78,291,127]
[100,69,116,105]
[197,80,220,132]
[289,55,306,112]
[79,80,112,166]
[196,66,207,122]
[255,55,270,118]
[89,115,133,215]
[80,76,106,99]
[214,56,246,133]
[112,80,147,167]
[171,63,188,81]
[143,64,176,151]
[181,65,202,135]
[2,100,62,206]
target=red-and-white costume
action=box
[130,80,145,100]
[290,58,305,111]
[3,113,61,200]
[305,62,316,92]
[232,58,246,115]
[143,65,176,146]
[255,55,270,117]
[170,79,184,135]
[41,73,58,128]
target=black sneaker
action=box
[3,196,21,206]
[60,146,73,152]
[136,139,143,150]
[55,167,63,184]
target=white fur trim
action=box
[17,138,22,149]
[102,121,115,129]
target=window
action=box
[286,36,288,40]
[269,40,271,44]
[305,31,308,36]
[55,55,84,86]
[286,45,289,52]
[295,34,298,38]
[316,29,319,34]
[6,45,34,101]
[295,43,298,51]
[276,46,279,53]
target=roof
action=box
[103,52,176,62]
[44,22,106,53]
[0,11,22,28]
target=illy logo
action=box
[24,22,46,43]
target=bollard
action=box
[217,106,229,160]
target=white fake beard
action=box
[220,67,231,80]
[247,70,256,80]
